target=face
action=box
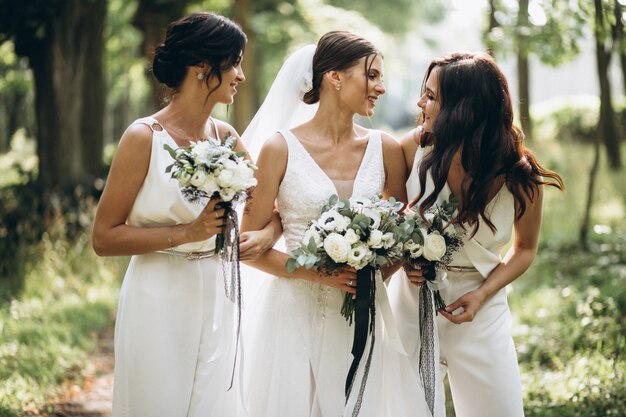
[206,54,246,104]
[417,66,440,133]
[339,54,386,117]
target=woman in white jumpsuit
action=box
[390,52,564,417]
[92,13,279,417]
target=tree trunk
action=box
[580,130,601,249]
[485,0,498,56]
[132,0,192,112]
[233,0,259,133]
[28,0,106,188]
[594,0,622,170]
[517,0,532,140]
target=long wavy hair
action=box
[412,52,564,235]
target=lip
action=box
[368,96,378,106]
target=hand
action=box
[305,267,357,295]
[183,198,225,243]
[439,288,488,324]
[239,229,274,261]
[403,262,435,287]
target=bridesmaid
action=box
[92,13,280,417]
[393,52,564,417]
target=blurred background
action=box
[0,0,624,416]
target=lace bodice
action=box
[277,129,385,253]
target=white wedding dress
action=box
[240,128,409,417]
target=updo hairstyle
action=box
[302,31,380,104]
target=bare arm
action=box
[92,124,225,256]
[441,186,544,324]
[240,133,356,293]
[380,132,408,204]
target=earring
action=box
[336,82,341,91]
[197,72,205,80]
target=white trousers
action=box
[436,270,524,417]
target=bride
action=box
[238,31,432,417]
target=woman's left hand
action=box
[439,288,488,324]
[239,229,274,261]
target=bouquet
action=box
[401,195,464,310]
[285,194,407,323]
[164,133,257,254]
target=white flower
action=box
[382,232,395,249]
[344,228,360,244]
[362,207,381,229]
[303,229,323,247]
[300,70,313,94]
[349,197,370,210]
[319,210,350,232]
[323,233,351,263]
[219,187,238,202]
[423,232,447,261]
[424,211,435,223]
[367,229,384,248]
[404,239,424,258]
[199,175,219,196]
[190,141,212,164]
[176,171,192,187]
[217,168,236,188]
[190,170,208,188]
[347,244,371,269]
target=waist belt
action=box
[442,264,478,272]
[156,249,216,260]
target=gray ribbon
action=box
[419,284,436,416]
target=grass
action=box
[0,138,625,416]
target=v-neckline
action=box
[285,129,372,199]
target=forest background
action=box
[0,0,625,416]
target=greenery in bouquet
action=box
[285,194,408,322]
[401,195,464,310]
[163,133,257,253]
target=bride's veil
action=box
[241,44,319,160]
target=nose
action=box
[376,79,386,95]
[236,64,245,82]
[417,93,426,109]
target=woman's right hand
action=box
[304,267,357,295]
[183,198,226,243]
[403,262,435,287]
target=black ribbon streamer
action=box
[419,284,436,416]
[345,266,376,416]
[219,204,242,391]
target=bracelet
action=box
[167,228,174,248]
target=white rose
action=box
[190,170,208,188]
[423,232,447,261]
[382,232,395,249]
[217,168,236,188]
[220,187,238,202]
[347,244,371,269]
[199,175,219,196]
[323,233,351,263]
[367,229,384,248]
[319,210,350,232]
[303,229,323,247]
[218,157,238,170]
[404,239,424,258]
[344,228,360,244]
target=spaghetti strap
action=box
[210,117,220,139]
[133,116,164,133]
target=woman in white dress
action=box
[92,13,280,417]
[390,52,564,417]
[238,32,427,417]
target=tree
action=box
[0,0,107,188]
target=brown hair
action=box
[411,52,564,235]
[303,31,380,104]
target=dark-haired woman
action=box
[238,32,422,416]
[92,12,279,417]
[389,52,564,417]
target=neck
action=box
[158,92,216,140]
[309,100,356,144]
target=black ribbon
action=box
[419,283,436,416]
[345,266,376,416]
[218,204,242,390]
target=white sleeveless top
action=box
[407,145,515,277]
[126,116,218,253]
[277,129,385,253]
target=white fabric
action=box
[388,144,523,417]
[241,128,412,417]
[112,117,237,417]
[241,44,319,161]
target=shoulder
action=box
[118,122,154,152]
[213,119,241,140]
[258,131,289,159]
[399,128,422,154]
[377,130,403,156]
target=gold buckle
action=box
[185,251,214,260]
